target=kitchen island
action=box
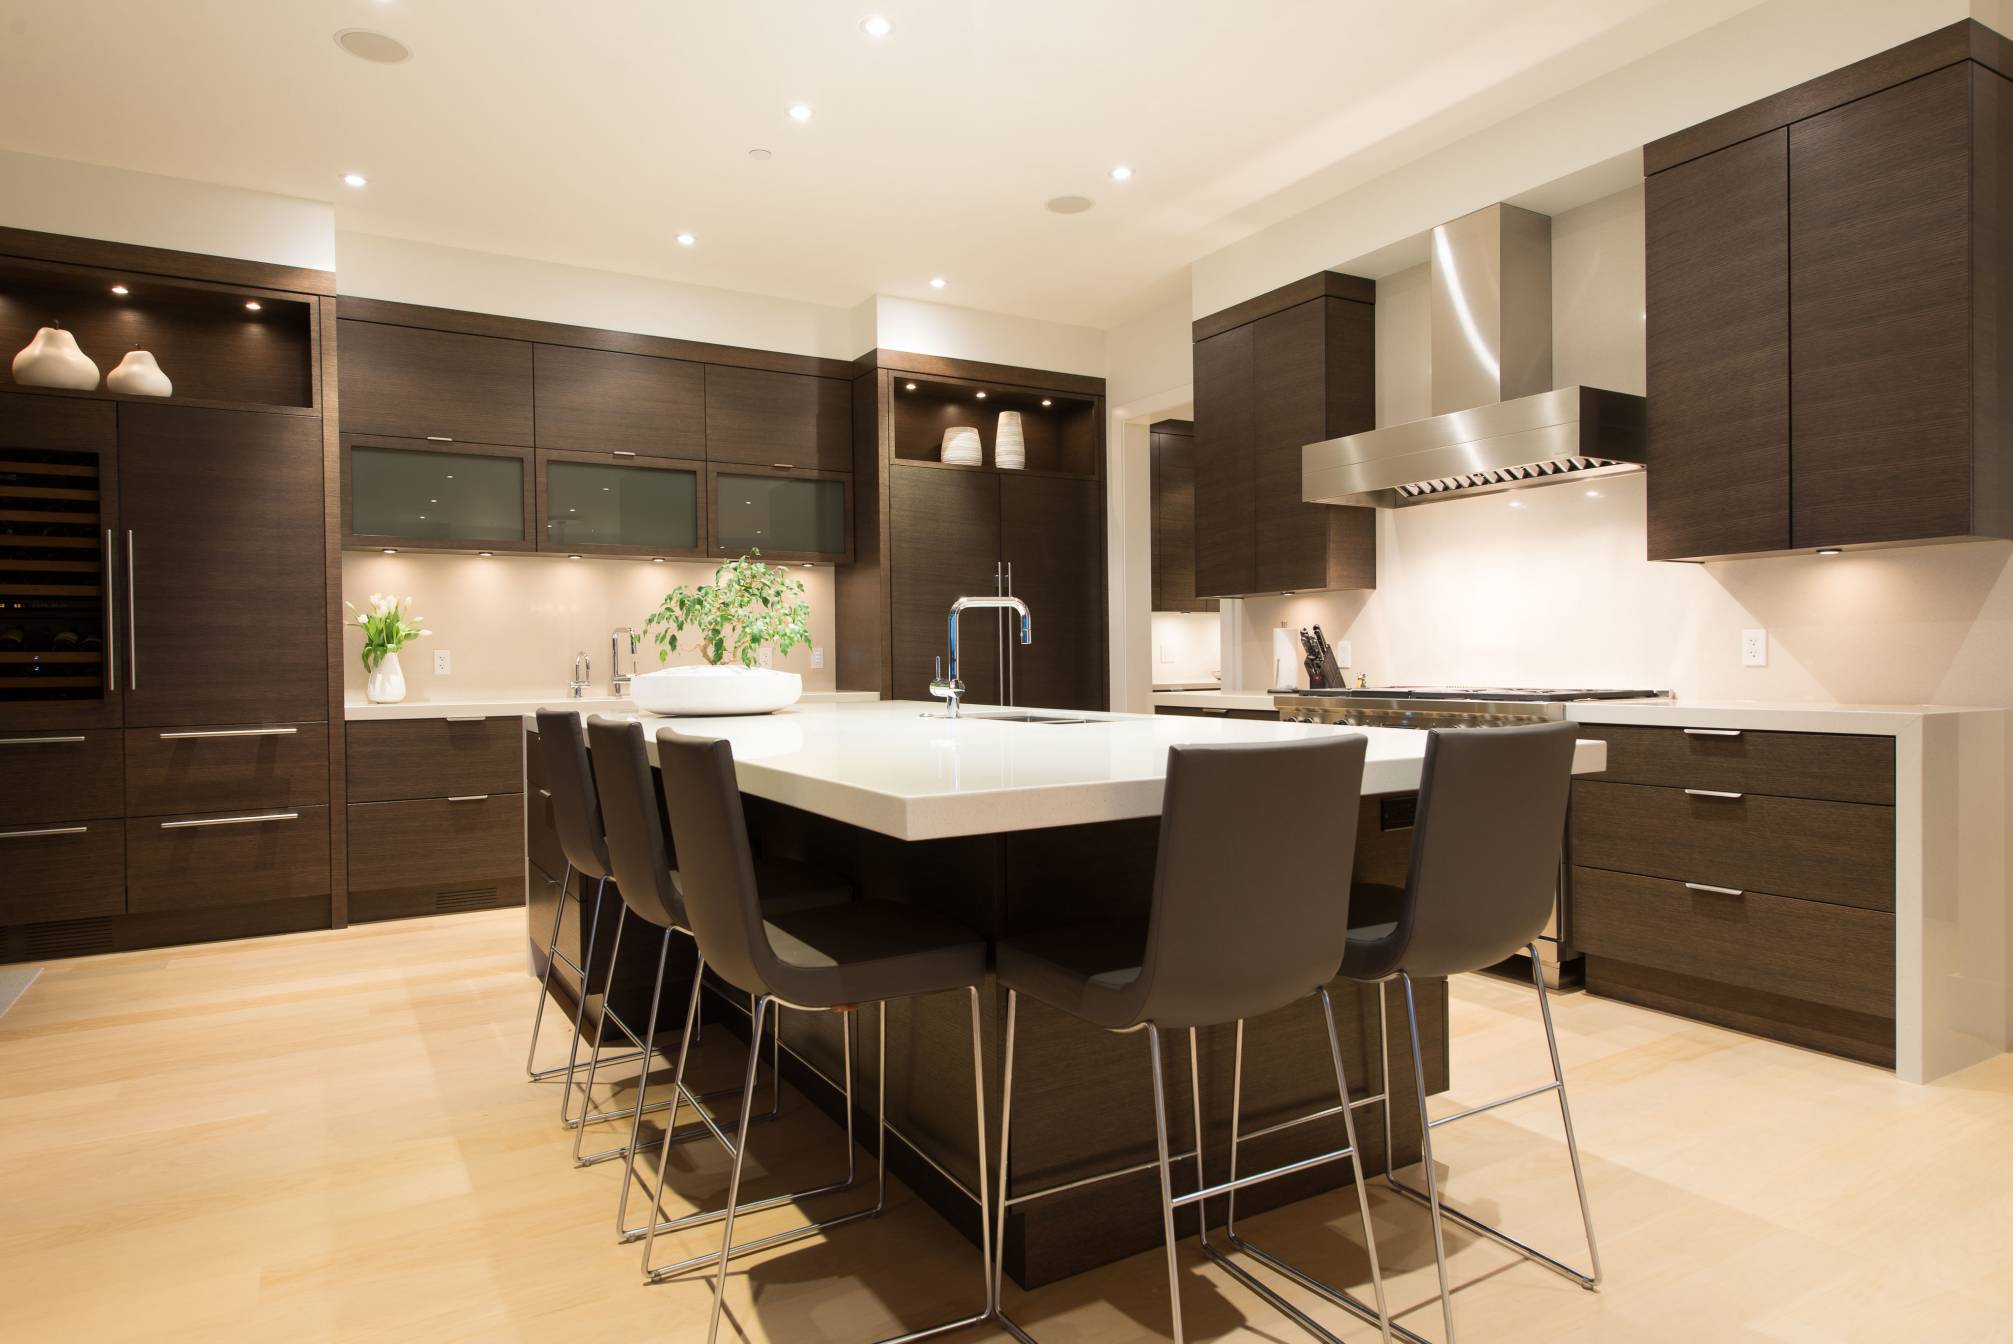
[524,701,1608,1285]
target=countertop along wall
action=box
[339,552,838,704]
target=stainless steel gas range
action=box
[1274,686,1672,987]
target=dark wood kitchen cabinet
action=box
[119,404,327,728]
[1150,420,1215,613]
[337,319,535,446]
[346,717,526,922]
[889,465,1003,704]
[704,365,852,471]
[1644,22,2013,559]
[533,343,704,458]
[1192,273,1376,596]
[1000,473,1103,711]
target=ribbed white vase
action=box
[941,426,983,466]
[995,411,1026,469]
[12,326,100,390]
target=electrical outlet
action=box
[1158,642,1171,665]
[1333,640,1352,667]
[758,645,774,670]
[433,649,452,675]
[811,646,824,669]
[1741,628,1767,668]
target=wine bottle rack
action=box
[0,444,106,704]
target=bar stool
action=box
[651,726,993,1344]
[525,708,647,1124]
[991,736,1392,1344]
[1229,721,1602,1344]
[574,715,856,1248]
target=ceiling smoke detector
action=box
[334,29,411,64]
[1045,195,1095,215]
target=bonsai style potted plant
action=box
[632,552,812,716]
[345,593,430,704]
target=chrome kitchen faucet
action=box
[930,595,1031,719]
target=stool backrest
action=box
[1135,735,1368,1029]
[532,709,612,881]
[582,715,684,930]
[652,728,774,995]
[1398,721,1577,976]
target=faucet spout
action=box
[932,595,1033,719]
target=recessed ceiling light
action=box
[334,29,410,63]
[787,103,813,123]
[1817,547,1843,556]
[1045,195,1094,215]
[675,232,696,246]
[342,173,368,188]
[1041,399,1052,407]
[861,15,893,37]
[904,382,917,391]
[1585,489,1601,497]
[929,276,946,289]
[976,391,987,399]
[109,284,129,295]
[748,148,773,161]
[1109,164,1134,182]
[244,301,262,312]
[1508,500,1525,509]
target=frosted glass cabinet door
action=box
[709,466,852,564]
[538,451,703,558]
[345,439,534,551]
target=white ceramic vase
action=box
[630,664,802,716]
[995,411,1026,469]
[366,651,407,704]
[940,426,983,466]
[12,326,100,390]
[106,348,173,397]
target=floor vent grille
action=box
[17,918,116,961]
[434,887,498,914]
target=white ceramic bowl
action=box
[630,665,803,716]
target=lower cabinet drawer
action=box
[1572,723,1895,805]
[1570,780,1893,911]
[125,722,330,817]
[347,795,525,921]
[1573,866,1893,1020]
[125,806,332,913]
[0,819,125,924]
[0,731,123,827]
[347,718,524,802]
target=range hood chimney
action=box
[1303,203,1645,508]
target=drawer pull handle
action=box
[0,735,88,746]
[425,435,454,442]
[1,825,88,840]
[771,463,794,470]
[1684,882,1745,897]
[611,450,638,458]
[158,727,298,740]
[537,788,552,798]
[444,715,487,722]
[448,794,489,803]
[159,812,298,830]
[1683,788,1745,800]
[1683,728,1743,738]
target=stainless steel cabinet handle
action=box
[0,825,89,840]
[444,715,486,722]
[537,788,551,798]
[158,727,298,740]
[1683,728,1742,738]
[1683,788,1744,799]
[103,529,117,692]
[0,735,87,746]
[770,463,793,470]
[159,812,298,830]
[125,529,137,690]
[447,795,489,803]
[426,435,454,442]
[611,450,637,458]
[1684,881,1745,896]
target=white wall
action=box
[339,552,837,703]
[1148,611,1222,686]
[870,295,1103,376]
[0,149,334,271]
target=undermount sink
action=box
[920,710,1093,725]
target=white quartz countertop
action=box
[1150,689,1282,713]
[346,690,880,721]
[536,699,1609,841]
[1564,698,2001,735]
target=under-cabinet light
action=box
[110,284,129,295]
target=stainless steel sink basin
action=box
[920,710,1093,725]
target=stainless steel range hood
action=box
[1303,203,1645,508]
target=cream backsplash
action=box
[340,552,837,703]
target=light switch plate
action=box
[1741,628,1767,668]
[1158,642,1171,665]
[758,645,775,670]
[811,646,824,669]
[433,650,452,675]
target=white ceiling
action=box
[0,0,1755,328]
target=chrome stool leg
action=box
[1399,972,1460,1344]
[1145,1025,1185,1344]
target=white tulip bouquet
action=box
[345,593,431,673]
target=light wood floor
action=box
[2,909,2010,1343]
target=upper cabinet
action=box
[1149,421,1216,613]
[533,344,704,458]
[1644,22,2013,559]
[704,366,852,471]
[1191,274,1377,597]
[338,320,535,445]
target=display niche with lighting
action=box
[889,373,1100,479]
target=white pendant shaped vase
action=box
[995,410,1026,470]
[12,326,100,390]
[630,664,802,716]
[366,651,407,704]
[107,349,173,397]
[940,426,982,466]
